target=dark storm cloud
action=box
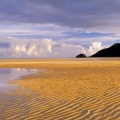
[0,0,120,28]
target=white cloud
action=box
[0,37,109,58]
[51,41,106,57]
[88,42,103,55]
[0,37,53,58]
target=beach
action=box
[0,58,120,119]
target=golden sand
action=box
[0,58,120,119]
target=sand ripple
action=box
[0,86,120,120]
[0,59,120,119]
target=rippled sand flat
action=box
[0,58,120,120]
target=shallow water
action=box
[0,68,38,92]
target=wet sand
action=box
[0,58,120,119]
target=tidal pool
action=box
[0,68,38,92]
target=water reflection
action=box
[0,68,38,92]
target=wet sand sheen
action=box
[0,68,38,92]
[0,58,120,119]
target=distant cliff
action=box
[91,43,120,57]
[75,43,120,58]
[76,54,86,58]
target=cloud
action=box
[0,23,118,41]
[0,37,107,58]
[88,42,103,55]
[52,41,106,57]
[0,21,117,58]
[0,0,120,58]
[0,38,53,58]
[0,0,120,32]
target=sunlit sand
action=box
[0,58,120,119]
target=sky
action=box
[0,0,120,58]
